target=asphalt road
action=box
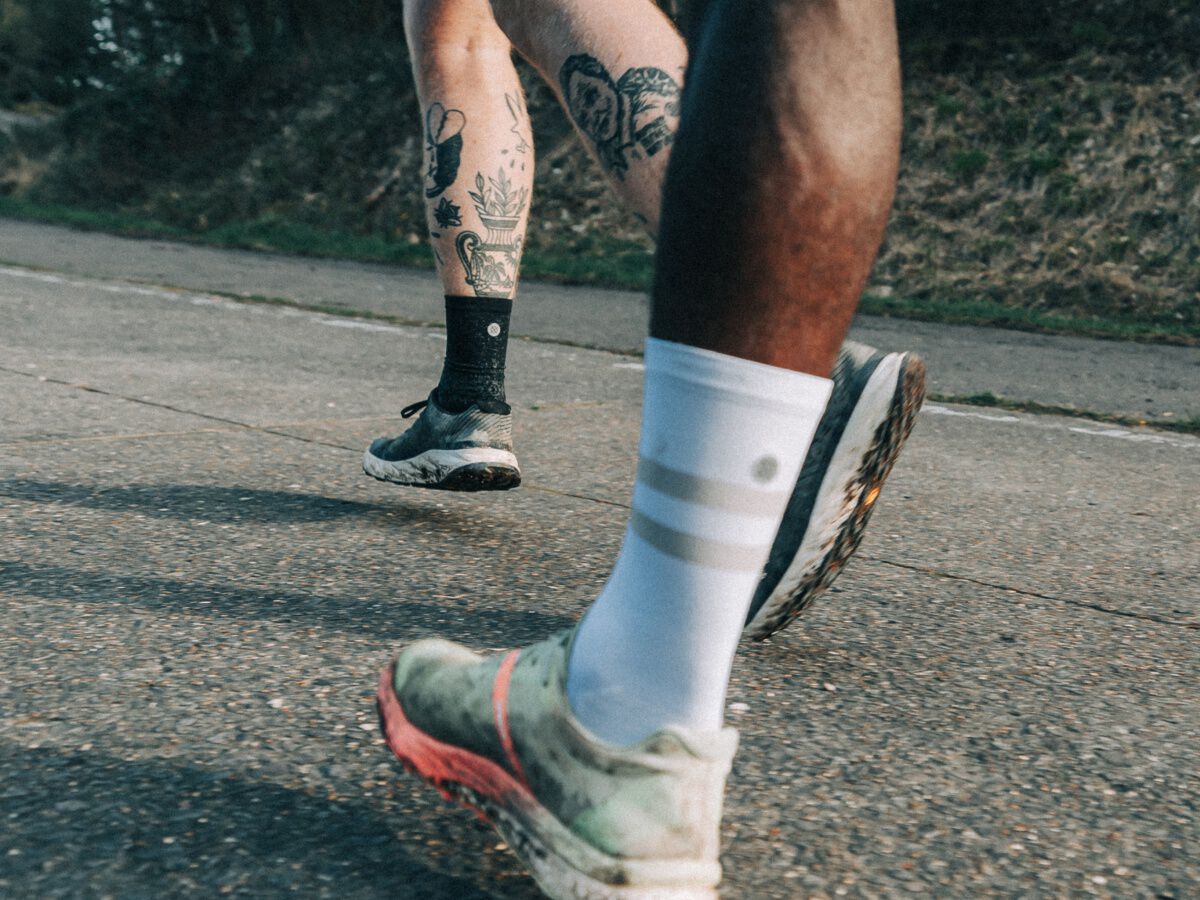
[1,228,1198,898]
[3,219,1199,425]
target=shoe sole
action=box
[362,447,521,492]
[376,666,719,899]
[744,352,926,641]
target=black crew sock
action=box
[435,295,512,413]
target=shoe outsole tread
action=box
[746,354,926,640]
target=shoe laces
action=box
[400,399,429,419]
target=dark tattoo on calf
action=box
[559,54,682,180]
[560,55,623,172]
[424,102,465,198]
[433,196,463,229]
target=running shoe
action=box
[363,391,521,491]
[744,341,926,640]
[377,628,738,899]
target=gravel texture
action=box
[1,260,1197,898]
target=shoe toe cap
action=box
[393,639,482,689]
[367,435,403,460]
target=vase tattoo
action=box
[457,168,529,298]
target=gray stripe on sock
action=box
[636,457,790,515]
[630,511,766,571]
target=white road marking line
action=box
[4,265,1196,450]
[1067,425,1195,446]
[924,403,1198,450]
[924,404,1020,423]
[0,263,421,337]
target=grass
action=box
[5,11,1199,352]
[858,291,1198,345]
[0,195,656,291]
[0,196,191,240]
[3,194,1194,347]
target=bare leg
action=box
[566,0,903,742]
[652,0,902,375]
[404,0,534,299]
[489,0,897,375]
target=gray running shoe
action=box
[363,392,521,491]
[377,628,736,899]
[744,341,926,640]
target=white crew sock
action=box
[566,338,833,746]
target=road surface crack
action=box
[6,364,1194,631]
[868,557,1198,630]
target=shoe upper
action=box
[368,391,514,463]
[392,628,738,865]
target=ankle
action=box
[436,294,512,412]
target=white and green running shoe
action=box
[363,391,521,492]
[377,628,738,899]
[745,340,926,640]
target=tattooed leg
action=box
[403,0,534,299]
[487,0,687,238]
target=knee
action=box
[485,0,546,58]
[403,0,511,59]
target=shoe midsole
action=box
[363,446,519,482]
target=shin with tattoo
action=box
[363,0,530,491]
[406,2,534,300]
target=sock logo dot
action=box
[487,322,502,337]
[752,455,779,483]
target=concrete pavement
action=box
[1,227,1198,897]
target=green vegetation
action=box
[858,291,1196,345]
[0,194,657,290]
[1,1,1197,345]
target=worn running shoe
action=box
[377,628,738,899]
[744,341,926,640]
[363,392,521,491]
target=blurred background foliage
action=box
[0,0,1196,340]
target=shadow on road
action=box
[0,560,573,644]
[0,746,537,898]
[0,479,489,530]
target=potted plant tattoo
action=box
[457,168,529,298]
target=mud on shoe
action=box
[363,391,521,491]
[744,341,926,640]
[376,628,738,899]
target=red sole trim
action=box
[376,665,534,822]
